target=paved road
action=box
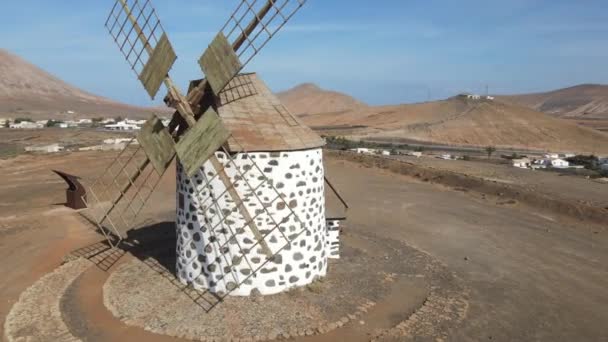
[326,157,608,341]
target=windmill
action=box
[83,0,348,298]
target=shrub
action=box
[566,155,598,170]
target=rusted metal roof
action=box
[215,73,325,152]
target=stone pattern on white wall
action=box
[326,219,341,259]
[175,148,327,296]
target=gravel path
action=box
[99,221,464,342]
[102,243,386,341]
[4,258,91,342]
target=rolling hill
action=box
[277,83,366,116]
[500,84,608,119]
[0,49,169,120]
[281,82,608,154]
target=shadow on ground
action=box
[68,220,224,312]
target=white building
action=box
[532,159,549,169]
[62,120,81,128]
[439,154,453,160]
[378,150,390,156]
[550,158,570,168]
[104,121,141,131]
[485,95,495,100]
[78,118,93,124]
[0,118,10,127]
[58,123,69,128]
[9,121,43,129]
[103,138,137,145]
[544,153,560,159]
[513,158,531,169]
[125,118,146,126]
[79,143,127,152]
[352,148,373,155]
[25,143,64,153]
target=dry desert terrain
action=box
[0,129,607,341]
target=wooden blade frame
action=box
[220,0,308,76]
[94,0,309,266]
[105,0,195,125]
[93,0,196,248]
[183,0,309,118]
[81,139,168,248]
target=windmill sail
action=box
[82,138,166,247]
[88,0,311,262]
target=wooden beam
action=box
[117,0,195,126]
[324,176,349,210]
[96,158,150,239]
[233,0,276,51]
[184,0,278,113]
[210,156,273,258]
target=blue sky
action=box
[2,0,608,106]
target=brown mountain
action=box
[0,49,170,119]
[500,84,608,119]
[296,89,608,154]
[277,83,366,116]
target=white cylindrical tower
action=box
[175,148,327,296]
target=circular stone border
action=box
[4,258,92,342]
[102,247,382,341]
[101,228,469,341]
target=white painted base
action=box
[175,148,328,296]
[326,219,341,259]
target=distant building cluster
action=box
[350,147,391,156]
[512,153,578,170]
[22,138,140,155]
[459,93,494,101]
[0,114,170,131]
[104,118,147,131]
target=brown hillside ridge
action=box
[277,83,366,116]
[296,90,608,154]
[500,84,608,119]
[0,49,170,120]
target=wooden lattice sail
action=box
[82,0,347,301]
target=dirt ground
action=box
[393,154,608,209]
[325,156,608,341]
[1,146,607,341]
[332,151,608,226]
[0,128,135,159]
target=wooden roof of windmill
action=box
[206,73,325,152]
